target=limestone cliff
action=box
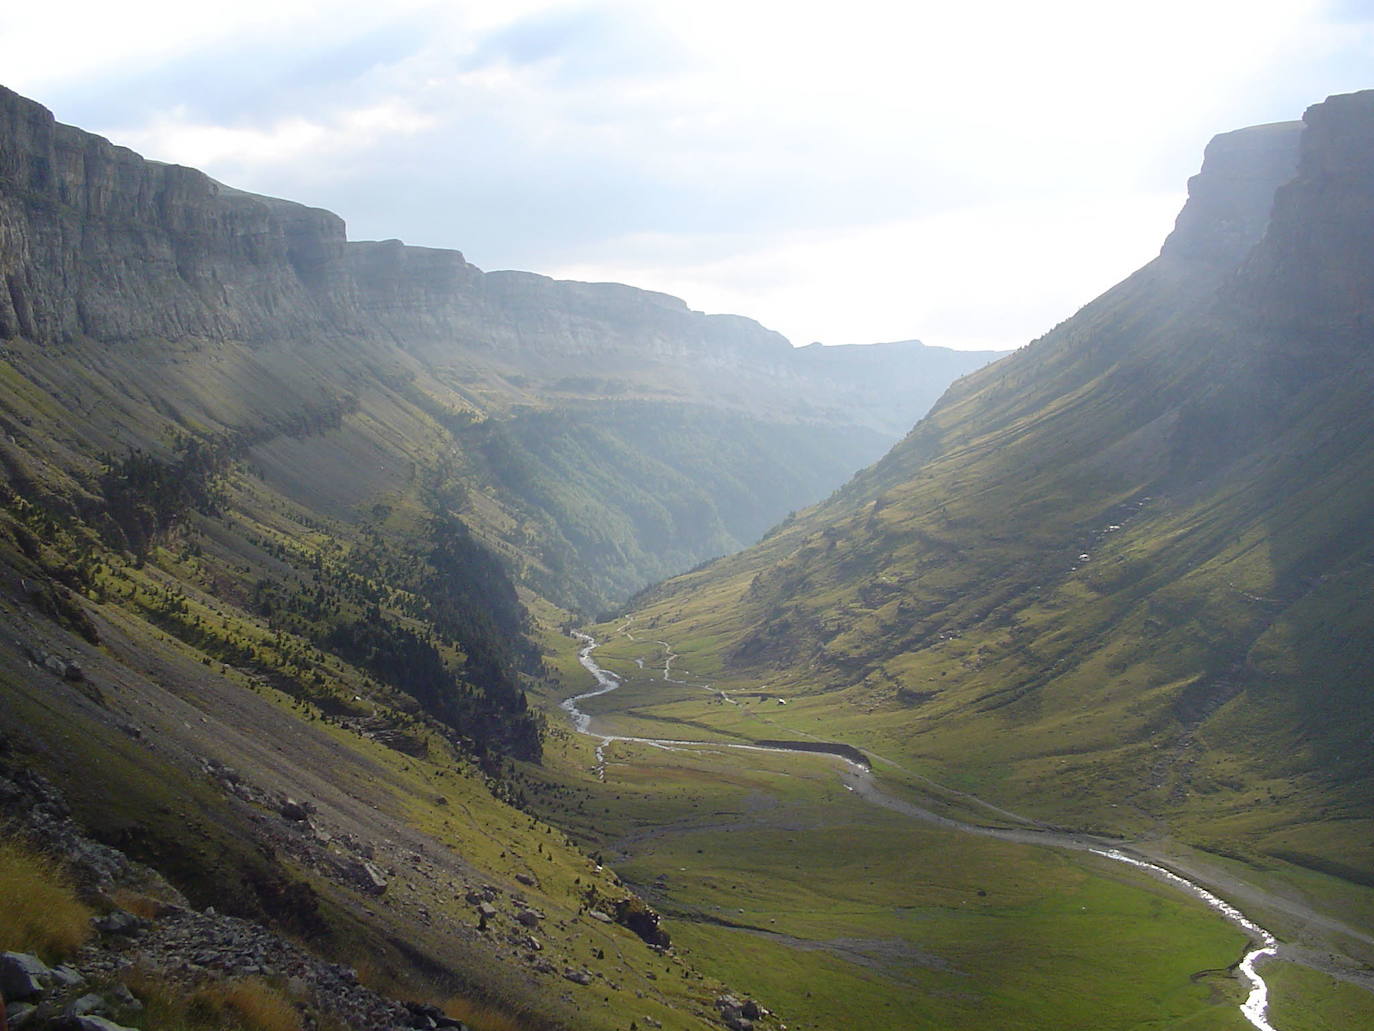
[1159,120,1302,270]
[0,86,998,439]
[1236,89,1374,345]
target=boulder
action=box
[50,966,84,988]
[0,953,52,1001]
[7,1002,38,1027]
[515,909,540,928]
[92,911,146,936]
[403,1001,440,1029]
[350,860,388,896]
[279,799,310,822]
[562,968,593,986]
[613,897,671,948]
[40,653,84,681]
[65,993,111,1018]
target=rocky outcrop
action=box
[1235,89,1374,345]
[0,86,349,346]
[1159,120,1302,270]
[0,762,434,1031]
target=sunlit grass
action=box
[442,994,536,1031]
[0,836,93,961]
[125,970,303,1031]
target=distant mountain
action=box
[625,92,1374,880]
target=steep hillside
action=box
[620,93,1374,879]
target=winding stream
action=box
[564,632,1285,1031]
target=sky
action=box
[4,1,1373,351]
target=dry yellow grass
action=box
[112,888,164,921]
[442,994,531,1031]
[193,979,303,1031]
[124,971,303,1031]
[0,836,93,961]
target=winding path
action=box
[561,631,1322,1031]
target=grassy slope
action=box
[451,403,893,613]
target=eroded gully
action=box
[562,631,1374,1031]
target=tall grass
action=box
[124,970,303,1031]
[0,836,93,961]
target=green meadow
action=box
[522,629,1305,1031]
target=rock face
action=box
[1159,120,1303,270]
[1236,89,1374,345]
[0,87,349,345]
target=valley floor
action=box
[524,622,1374,1031]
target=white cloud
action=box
[548,189,1185,349]
[111,100,437,173]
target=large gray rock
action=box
[279,798,310,822]
[64,993,112,1018]
[92,911,146,936]
[349,860,388,896]
[0,952,51,1001]
[49,965,84,988]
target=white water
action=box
[1092,850,1279,1031]
[564,632,1282,1030]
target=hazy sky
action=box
[5,1,1372,350]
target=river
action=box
[563,631,1284,1031]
